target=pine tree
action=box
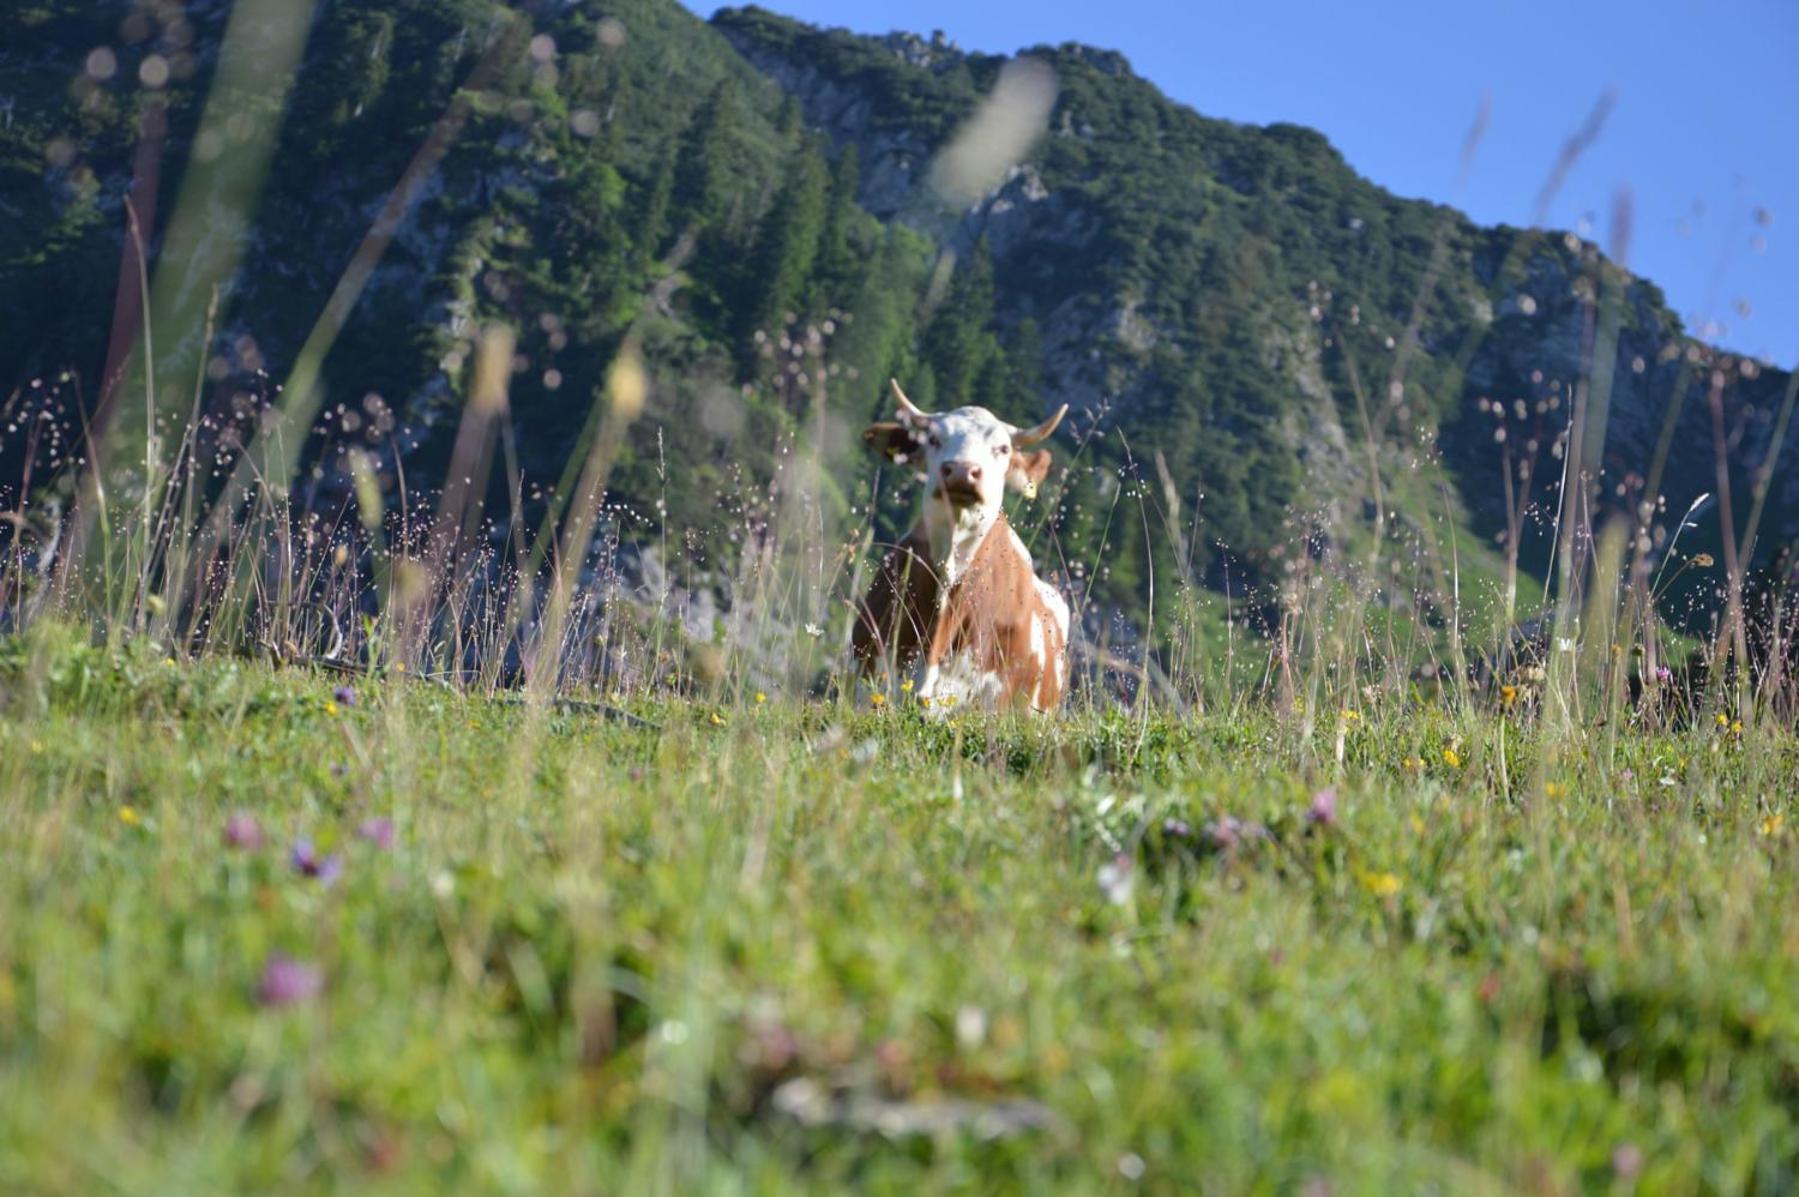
[815,144,861,301]
[674,80,739,235]
[920,241,998,402]
[636,148,676,267]
[740,138,829,363]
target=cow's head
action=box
[864,379,1066,517]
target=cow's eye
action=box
[927,434,941,449]
[995,443,1010,457]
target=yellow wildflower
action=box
[1545,782,1566,800]
[1716,712,1730,728]
[938,695,958,709]
[117,805,141,827]
[1341,709,1362,724]
[754,692,767,704]
[870,693,886,707]
[1359,869,1403,897]
[1759,813,1786,838]
[1499,684,1517,707]
[324,700,339,717]
[900,678,915,693]
[709,711,725,726]
[1442,747,1462,769]
[920,696,933,709]
[1401,755,1425,772]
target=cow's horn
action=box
[889,378,933,426]
[1012,404,1068,448]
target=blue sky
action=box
[685,1,1796,368]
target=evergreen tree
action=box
[815,144,861,302]
[1006,317,1045,408]
[920,241,998,402]
[635,148,676,267]
[674,80,739,235]
[740,138,829,362]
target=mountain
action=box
[2,0,1793,654]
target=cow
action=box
[852,379,1071,712]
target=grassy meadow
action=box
[2,623,1795,1194]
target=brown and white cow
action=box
[853,379,1071,712]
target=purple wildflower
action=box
[256,954,322,1007]
[1306,787,1338,828]
[224,812,264,851]
[357,816,395,852]
[1611,1144,1643,1180]
[333,684,357,707]
[1207,816,1269,852]
[1654,665,1673,684]
[289,838,343,885]
[1161,817,1192,838]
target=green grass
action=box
[1,624,1796,1194]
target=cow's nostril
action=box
[940,464,952,477]
[968,465,982,480]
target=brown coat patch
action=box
[855,514,1066,710]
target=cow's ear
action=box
[1008,449,1053,499]
[863,421,921,463]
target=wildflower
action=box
[357,817,395,851]
[224,812,263,851]
[1340,709,1361,724]
[1206,816,1268,852]
[803,623,823,638]
[900,678,914,693]
[289,839,343,885]
[869,693,886,708]
[1545,782,1567,800]
[1653,665,1673,683]
[1716,712,1730,728]
[1499,684,1518,707]
[937,695,958,709]
[1611,1144,1643,1181]
[1161,817,1192,838]
[323,700,339,717]
[1401,755,1425,773]
[754,691,767,704]
[332,685,356,707]
[1442,747,1462,769]
[256,955,322,1007]
[1692,553,1714,568]
[1097,853,1134,905]
[709,711,726,726]
[1360,869,1403,897]
[117,805,141,827]
[1759,813,1786,838]
[919,696,933,709]
[1306,787,1338,828]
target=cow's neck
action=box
[921,497,1004,589]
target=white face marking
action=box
[910,407,1017,517]
[904,406,1021,579]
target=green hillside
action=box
[2,0,1792,662]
